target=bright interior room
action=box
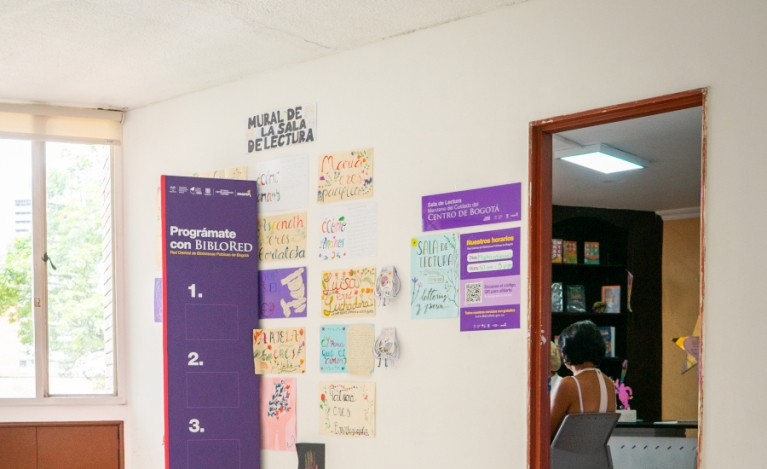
[1,1,767,469]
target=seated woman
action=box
[550,320,616,440]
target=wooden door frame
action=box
[527,88,707,469]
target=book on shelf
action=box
[602,285,621,313]
[565,285,586,313]
[552,239,563,263]
[599,326,616,358]
[551,282,563,312]
[584,241,600,265]
[563,241,578,264]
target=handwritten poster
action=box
[261,377,297,451]
[320,325,348,372]
[410,233,460,319]
[319,382,376,437]
[190,166,249,180]
[259,267,308,319]
[347,324,375,376]
[321,268,376,318]
[297,444,325,469]
[317,148,374,203]
[460,228,521,331]
[258,212,307,262]
[317,202,377,260]
[253,328,306,374]
[246,103,316,153]
[255,155,309,213]
[422,183,522,231]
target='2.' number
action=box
[188,352,203,366]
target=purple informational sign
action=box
[162,175,260,469]
[258,267,308,319]
[460,227,521,331]
[422,183,521,232]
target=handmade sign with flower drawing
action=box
[321,268,376,318]
[410,233,460,319]
[318,382,376,437]
[253,328,306,374]
[317,148,373,203]
[261,377,297,451]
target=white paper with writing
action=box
[255,155,309,213]
[317,202,377,261]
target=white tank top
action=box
[571,368,608,413]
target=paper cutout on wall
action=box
[256,155,309,213]
[317,148,374,203]
[319,382,375,437]
[261,377,297,451]
[246,103,316,153]
[410,233,460,319]
[296,443,325,469]
[375,266,401,307]
[258,212,307,262]
[259,268,308,319]
[317,202,377,260]
[346,324,375,376]
[373,328,398,368]
[321,268,376,317]
[153,278,162,323]
[253,328,306,374]
[673,316,701,374]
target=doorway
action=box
[527,89,707,469]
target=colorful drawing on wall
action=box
[190,166,248,180]
[459,227,521,331]
[261,377,297,451]
[259,268,308,319]
[246,103,316,153]
[410,233,459,319]
[317,148,374,203]
[296,443,325,469]
[319,382,376,437]
[255,155,309,213]
[317,202,377,260]
[421,183,522,231]
[253,328,306,374]
[321,268,376,318]
[320,325,348,373]
[375,266,401,307]
[258,212,307,262]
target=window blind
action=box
[0,104,122,145]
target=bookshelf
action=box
[551,205,663,422]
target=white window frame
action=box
[0,141,125,406]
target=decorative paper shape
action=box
[375,266,401,307]
[317,202,377,260]
[317,148,373,203]
[191,166,248,180]
[319,382,375,437]
[410,233,459,319]
[373,328,398,368]
[255,155,310,213]
[261,378,297,451]
[321,268,376,318]
[153,278,163,322]
[253,328,306,374]
[259,268,308,319]
[346,324,375,376]
[296,443,325,469]
[459,228,521,331]
[246,103,316,153]
[320,325,348,373]
[421,183,521,231]
[258,212,308,262]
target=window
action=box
[0,105,122,402]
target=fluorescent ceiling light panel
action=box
[559,143,645,174]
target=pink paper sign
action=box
[261,377,297,451]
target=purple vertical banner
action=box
[422,183,521,232]
[162,176,260,469]
[258,267,308,319]
[459,227,521,331]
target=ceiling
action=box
[0,0,525,110]
[553,107,703,213]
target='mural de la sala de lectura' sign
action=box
[246,103,317,153]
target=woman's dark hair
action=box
[559,320,605,366]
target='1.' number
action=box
[188,284,202,298]
[189,419,204,433]
[188,352,203,366]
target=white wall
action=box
[5,0,767,467]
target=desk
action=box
[608,422,698,468]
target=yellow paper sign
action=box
[253,328,306,374]
[321,268,376,317]
[258,212,307,262]
[319,382,375,437]
[317,148,374,203]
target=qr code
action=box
[465,282,483,304]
